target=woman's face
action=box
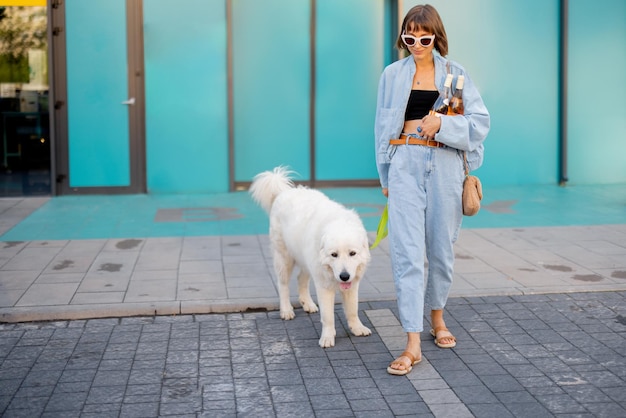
[402,27,435,60]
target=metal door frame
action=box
[50,0,146,195]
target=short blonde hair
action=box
[396,4,449,57]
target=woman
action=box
[375,4,490,375]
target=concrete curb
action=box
[3,286,626,323]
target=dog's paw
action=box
[300,299,319,314]
[350,324,372,337]
[319,329,336,348]
[280,309,295,320]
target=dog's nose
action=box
[339,271,350,281]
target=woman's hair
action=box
[396,4,448,57]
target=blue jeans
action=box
[387,143,464,333]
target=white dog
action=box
[250,167,372,348]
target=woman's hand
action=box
[382,188,388,198]
[418,114,442,139]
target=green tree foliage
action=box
[0,6,47,83]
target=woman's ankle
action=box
[406,332,421,352]
[431,309,445,328]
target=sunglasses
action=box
[401,33,435,48]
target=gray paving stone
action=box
[506,402,553,418]
[467,402,516,418]
[535,393,588,414]
[309,393,351,411]
[86,385,126,404]
[384,395,431,416]
[59,368,97,383]
[480,374,526,393]
[349,397,388,412]
[54,380,92,393]
[119,402,160,418]
[437,369,483,387]
[13,384,54,399]
[44,390,88,412]
[270,384,308,403]
[82,402,121,415]
[1,292,625,416]
[235,395,273,416]
[584,401,626,417]
[5,395,48,416]
[428,402,473,417]
[273,401,315,417]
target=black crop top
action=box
[404,90,439,121]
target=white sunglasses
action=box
[401,33,435,47]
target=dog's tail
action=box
[249,166,295,213]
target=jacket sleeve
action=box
[374,64,406,188]
[374,70,391,188]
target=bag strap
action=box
[448,59,470,177]
[463,152,470,176]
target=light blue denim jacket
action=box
[375,53,490,188]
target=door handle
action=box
[122,97,136,105]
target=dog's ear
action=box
[318,234,330,262]
[361,235,371,263]
[318,244,326,261]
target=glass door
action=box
[0,1,50,196]
[52,0,145,194]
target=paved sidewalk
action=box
[1,224,626,323]
[0,194,625,416]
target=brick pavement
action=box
[1,193,625,416]
[1,292,625,417]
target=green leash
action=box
[370,204,388,249]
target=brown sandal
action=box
[387,351,422,376]
[430,326,457,348]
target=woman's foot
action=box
[430,327,457,348]
[431,310,456,348]
[387,351,421,375]
[387,332,421,375]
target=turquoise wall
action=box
[232,0,311,182]
[315,0,383,181]
[411,0,626,186]
[62,0,625,193]
[65,0,130,187]
[568,0,626,184]
[232,0,386,183]
[420,0,560,186]
[143,0,228,193]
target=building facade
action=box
[0,0,625,196]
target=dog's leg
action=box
[341,282,371,337]
[273,244,295,320]
[297,270,318,314]
[316,286,337,348]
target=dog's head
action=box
[319,220,371,291]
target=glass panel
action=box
[568,0,626,184]
[425,0,559,185]
[66,0,130,188]
[144,0,228,193]
[315,0,384,180]
[233,0,310,182]
[0,5,50,196]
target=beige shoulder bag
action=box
[462,152,482,216]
